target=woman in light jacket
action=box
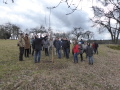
[17,33,25,61]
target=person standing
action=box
[54,37,62,59]
[24,34,30,57]
[32,34,48,63]
[43,37,50,56]
[86,43,94,65]
[78,42,83,61]
[62,38,69,59]
[31,36,35,56]
[17,33,25,61]
[94,41,99,54]
[73,41,79,63]
[82,42,88,59]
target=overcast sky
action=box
[0,0,111,40]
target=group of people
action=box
[17,33,99,65]
[17,33,49,62]
[72,40,99,65]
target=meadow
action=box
[0,39,120,90]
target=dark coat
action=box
[86,46,94,56]
[54,40,61,49]
[94,43,99,49]
[62,40,69,49]
[33,36,47,51]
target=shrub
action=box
[107,45,120,50]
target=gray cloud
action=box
[0,0,112,40]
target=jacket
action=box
[24,36,30,49]
[86,46,94,56]
[33,36,47,51]
[62,40,69,49]
[54,40,61,49]
[73,44,79,53]
[43,39,50,48]
[17,36,25,47]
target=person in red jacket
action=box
[72,41,80,63]
[92,42,95,53]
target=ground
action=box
[0,40,120,90]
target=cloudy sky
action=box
[0,0,111,40]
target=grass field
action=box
[0,39,120,90]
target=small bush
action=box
[107,45,120,50]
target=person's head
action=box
[20,33,24,38]
[84,41,87,45]
[35,35,38,39]
[25,33,28,37]
[57,37,59,40]
[73,40,78,45]
[87,43,90,46]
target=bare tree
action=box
[83,30,94,40]
[53,31,70,39]
[5,23,20,39]
[91,0,120,44]
[12,24,20,39]
[30,25,47,35]
[0,25,11,39]
[70,27,84,40]
[3,0,14,4]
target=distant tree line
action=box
[0,23,21,39]
[0,22,48,39]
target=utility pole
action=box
[47,7,55,63]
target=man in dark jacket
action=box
[86,43,94,65]
[62,38,70,59]
[33,34,48,63]
[54,37,61,59]
[94,42,99,54]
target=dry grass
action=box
[0,40,120,90]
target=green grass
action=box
[107,44,120,50]
[0,39,120,90]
